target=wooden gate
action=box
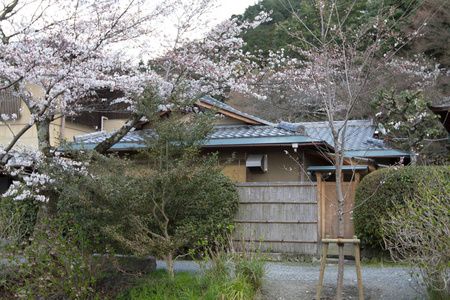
[315,172,361,255]
[235,182,318,255]
[318,182,356,239]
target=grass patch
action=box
[117,269,258,300]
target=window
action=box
[0,90,21,117]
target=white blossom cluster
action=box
[2,148,90,203]
[0,0,278,203]
[1,1,272,152]
[386,55,446,89]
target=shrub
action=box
[102,156,239,278]
[1,218,106,299]
[381,170,450,299]
[47,149,239,278]
[0,196,38,242]
[353,166,450,248]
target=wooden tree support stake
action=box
[316,235,363,300]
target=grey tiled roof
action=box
[73,129,153,144]
[278,120,384,151]
[72,120,385,152]
[210,125,298,139]
[74,124,303,145]
[70,97,388,153]
[73,97,278,145]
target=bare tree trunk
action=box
[334,139,346,300]
[336,180,345,300]
[164,252,175,280]
[36,118,52,157]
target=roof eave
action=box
[197,99,273,126]
[58,136,325,152]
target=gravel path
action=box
[261,262,424,300]
[157,260,425,300]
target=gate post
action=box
[316,235,363,300]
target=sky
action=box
[215,0,259,21]
[142,0,261,59]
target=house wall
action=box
[51,117,96,144]
[205,146,328,183]
[102,119,127,133]
[0,84,96,150]
[207,147,301,182]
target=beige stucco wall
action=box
[102,119,127,133]
[0,84,96,150]
[205,147,312,183]
[50,117,95,144]
[1,95,39,149]
[204,145,332,183]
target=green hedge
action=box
[54,153,239,255]
[0,196,38,241]
[354,166,450,248]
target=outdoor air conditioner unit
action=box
[246,154,268,173]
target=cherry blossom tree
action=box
[94,9,271,153]
[0,0,172,157]
[0,0,270,157]
[0,0,171,224]
[0,0,271,227]
[256,1,428,298]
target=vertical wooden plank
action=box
[316,172,324,242]
[355,172,361,185]
[316,235,330,300]
[235,183,319,255]
[354,236,364,300]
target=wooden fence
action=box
[235,179,359,255]
[235,182,319,255]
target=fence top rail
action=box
[235,181,317,187]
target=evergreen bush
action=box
[354,166,450,248]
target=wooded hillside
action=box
[229,0,449,123]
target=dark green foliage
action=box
[239,0,418,58]
[108,157,239,256]
[50,150,239,258]
[239,0,301,57]
[1,218,105,299]
[353,166,450,248]
[372,88,447,164]
[53,153,134,253]
[0,195,38,242]
[381,170,450,299]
